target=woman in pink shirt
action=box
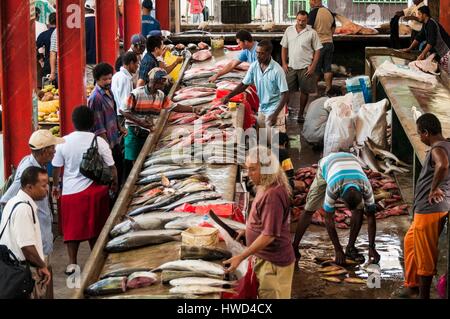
[188,0,205,24]
[223,146,295,299]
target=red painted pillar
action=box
[0,1,37,176]
[155,0,170,30]
[96,0,118,67]
[440,0,450,33]
[123,0,141,50]
[56,0,87,135]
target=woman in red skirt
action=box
[52,106,118,274]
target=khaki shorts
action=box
[256,110,286,133]
[304,165,364,212]
[286,67,317,94]
[30,255,53,299]
[254,257,295,299]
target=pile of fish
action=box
[314,257,367,285]
[352,137,411,175]
[292,165,409,228]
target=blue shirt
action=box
[85,15,97,65]
[319,152,376,214]
[142,15,161,37]
[237,42,258,63]
[0,155,53,255]
[139,52,158,83]
[242,58,288,115]
[88,85,120,149]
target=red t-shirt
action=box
[246,184,295,267]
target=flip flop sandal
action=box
[345,247,365,263]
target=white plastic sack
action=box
[355,98,389,148]
[212,220,248,280]
[372,60,438,85]
[302,97,330,144]
[323,101,356,157]
[324,93,354,111]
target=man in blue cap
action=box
[128,34,147,86]
[142,0,161,37]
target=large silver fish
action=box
[139,165,183,177]
[84,277,127,296]
[110,212,192,237]
[136,167,204,185]
[154,259,225,276]
[176,96,216,107]
[180,245,232,261]
[161,270,222,284]
[169,277,236,287]
[143,154,193,168]
[169,285,235,295]
[165,214,245,231]
[105,229,181,253]
[161,191,223,211]
[127,193,187,217]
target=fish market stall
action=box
[365,47,450,185]
[73,48,249,299]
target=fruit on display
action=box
[49,125,60,137]
[38,85,59,123]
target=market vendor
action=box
[401,6,450,73]
[223,146,295,299]
[390,0,424,49]
[137,35,183,88]
[292,152,380,265]
[120,68,198,163]
[222,40,289,137]
[401,113,449,299]
[208,30,257,83]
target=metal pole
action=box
[56,0,87,135]
[96,0,118,67]
[0,1,37,176]
[123,0,141,51]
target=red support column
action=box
[0,1,37,176]
[156,0,170,31]
[56,0,87,136]
[123,0,141,50]
[96,0,118,67]
[440,0,450,33]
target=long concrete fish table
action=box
[73,48,246,299]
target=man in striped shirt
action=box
[292,152,379,265]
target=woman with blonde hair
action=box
[223,146,295,299]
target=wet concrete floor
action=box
[51,83,448,299]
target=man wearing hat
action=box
[0,129,64,298]
[141,0,161,38]
[128,34,147,86]
[121,68,197,162]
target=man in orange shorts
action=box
[402,113,449,299]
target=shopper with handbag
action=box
[0,166,51,299]
[52,106,117,275]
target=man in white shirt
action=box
[112,52,139,117]
[0,166,52,298]
[281,10,322,123]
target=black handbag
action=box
[0,202,35,299]
[79,136,113,185]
